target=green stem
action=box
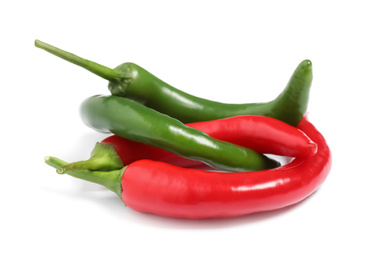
[44,156,67,169]
[35,39,120,82]
[44,155,125,197]
[59,143,124,172]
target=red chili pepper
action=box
[46,116,331,219]
[102,116,317,169]
[120,117,331,218]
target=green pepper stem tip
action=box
[56,168,66,174]
[34,39,120,82]
[45,156,68,170]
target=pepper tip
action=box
[301,59,312,68]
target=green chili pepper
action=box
[35,40,312,126]
[77,95,280,172]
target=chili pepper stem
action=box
[35,39,121,83]
[44,155,124,197]
[44,156,67,169]
[58,142,124,173]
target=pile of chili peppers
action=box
[37,40,332,219]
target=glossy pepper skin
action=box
[124,117,331,218]
[35,40,312,126]
[45,117,331,219]
[101,116,317,169]
[80,95,279,172]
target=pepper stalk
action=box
[44,143,125,197]
[35,40,121,83]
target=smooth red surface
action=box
[103,115,317,169]
[120,117,332,219]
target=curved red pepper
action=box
[103,115,317,169]
[120,117,331,219]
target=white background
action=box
[1,0,374,259]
